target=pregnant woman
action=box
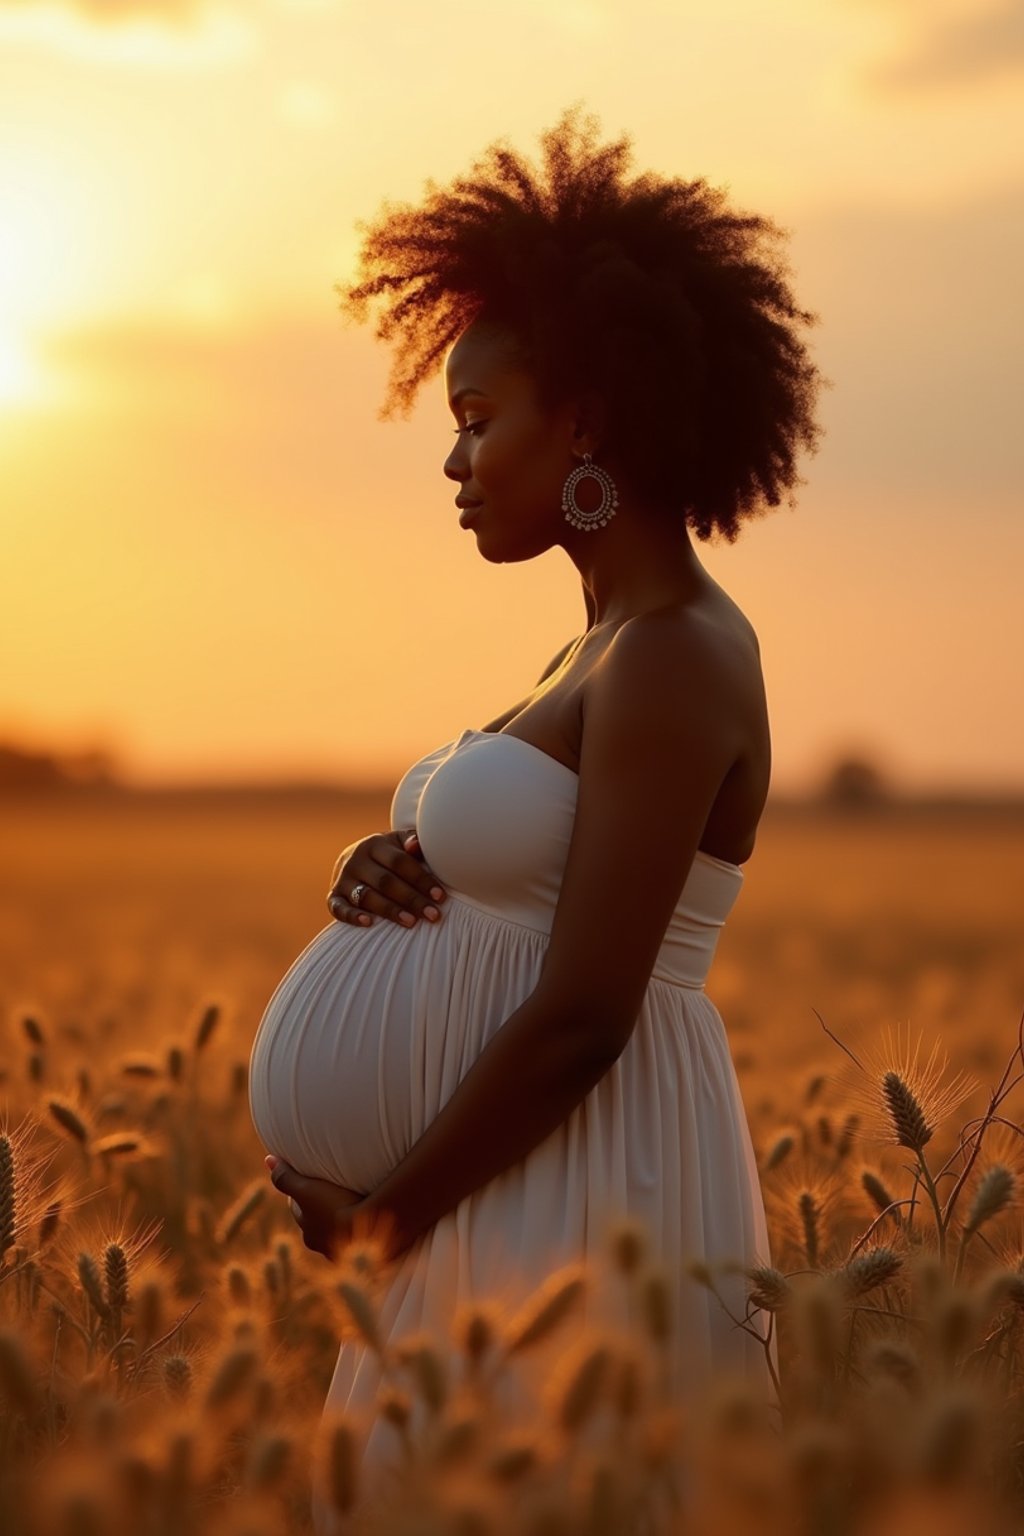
[248,104,824,1528]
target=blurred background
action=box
[2,0,1021,802]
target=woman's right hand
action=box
[326,829,447,930]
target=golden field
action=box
[2,792,1024,1535]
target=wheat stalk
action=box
[0,1135,16,1265]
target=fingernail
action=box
[265,1154,279,1170]
[430,887,444,901]
[424,906,440,920]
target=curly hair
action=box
[335,103,828,544]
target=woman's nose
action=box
[443,443,467,481]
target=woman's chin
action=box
[469,523,504,562]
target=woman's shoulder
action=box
[608,582,760,673]
[591,591,765,754]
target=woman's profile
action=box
[248,103,825,1530]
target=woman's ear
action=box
[573,387,609,456]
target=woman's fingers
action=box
[266,1156,364,1209]
[264,1157,366,1258]
[327,831,447,929]
[327,891,375,926]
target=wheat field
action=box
[2,792,1023,1535]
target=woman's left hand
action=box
[265,1154,377,1260]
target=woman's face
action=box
[443,319,591,563]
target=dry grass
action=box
[1,792,1023,1534]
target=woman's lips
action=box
[458,504,482,528]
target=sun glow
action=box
[0,330,49,407]
[0,158,85,408]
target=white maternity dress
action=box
[249,727,775,1530]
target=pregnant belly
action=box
[248,920,427,1192]
[248,899,551,1195]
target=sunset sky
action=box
[2,0,1021,794]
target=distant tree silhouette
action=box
[60,747,118,787]
[819,752,892,808]
[0,739,120,792]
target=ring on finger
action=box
[288,1197,303,1222]
[350,882,367,908]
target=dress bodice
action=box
[390,727,743,990]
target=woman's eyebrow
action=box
[449,386,489,407]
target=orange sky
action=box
[1,0,1022,794]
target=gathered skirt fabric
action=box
[250,896,774,1531]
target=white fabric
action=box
[249,727,775,1530]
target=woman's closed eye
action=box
[453,421,487,436]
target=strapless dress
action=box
[248,726,774,1530]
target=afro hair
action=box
[335,103,828,544]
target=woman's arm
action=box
[361,985,615,1259]
[359,614,737,1262]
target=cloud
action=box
[867,0,1024,92]
[0,0,256,64]
[0,0,203,20]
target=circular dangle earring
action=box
[562,452,619,532]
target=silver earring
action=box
[562,452,619,532]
